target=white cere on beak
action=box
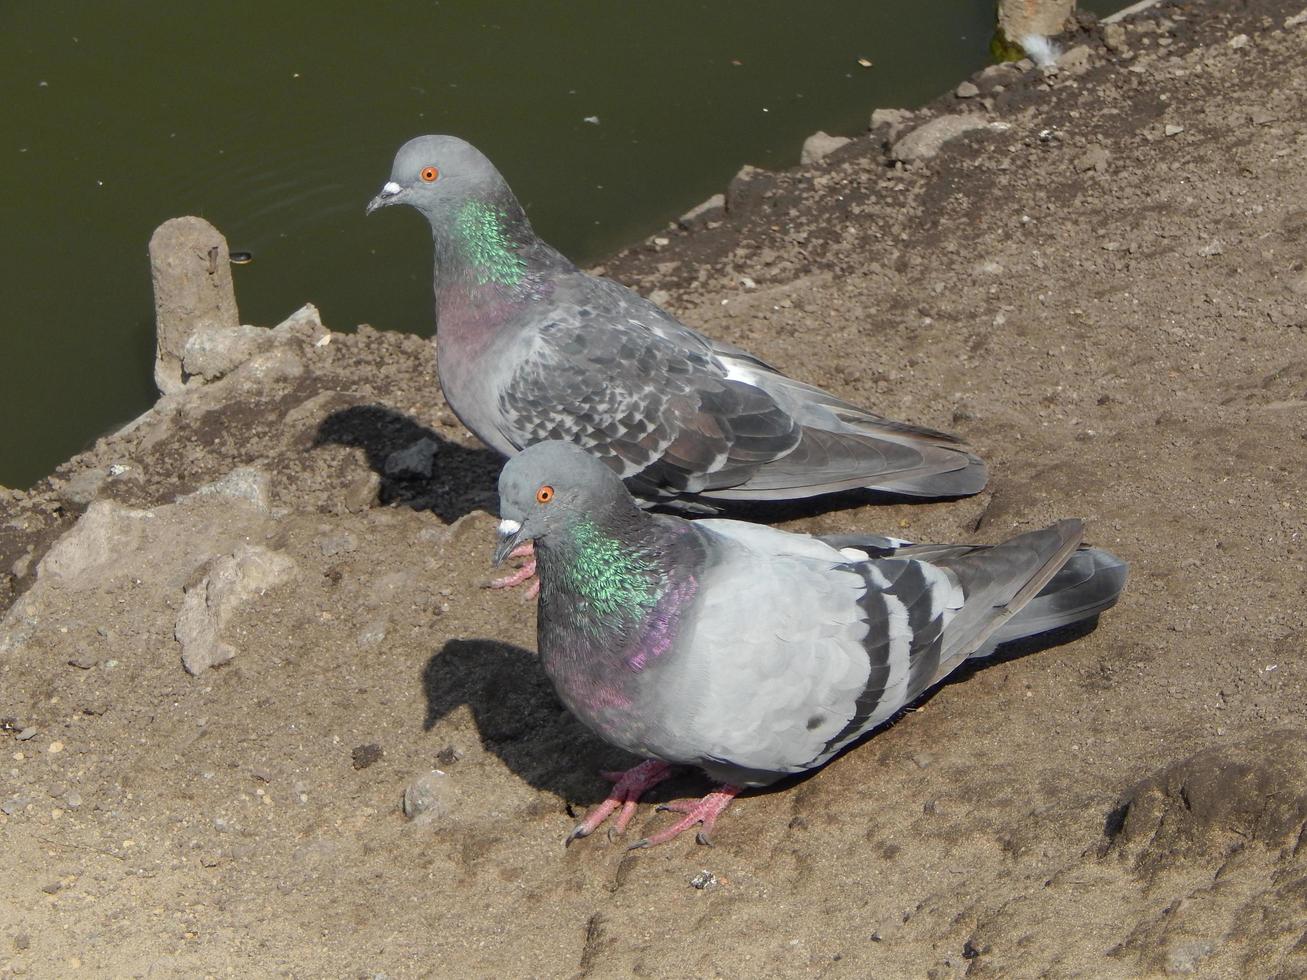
[383,181,402,195]
[498,519,522,535]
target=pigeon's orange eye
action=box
[420,166,439,182]
[536,485,555,504]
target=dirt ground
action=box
[3,0,1307,976]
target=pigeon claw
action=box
[563,760,674,846]
[626,785,742,849]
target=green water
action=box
[1,2,1114,489]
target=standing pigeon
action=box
[493,440,1126,848]
[366,135,987,506]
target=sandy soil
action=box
[3,0,1307,976]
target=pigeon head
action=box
[493,441,637,565]
[366,135,512,217]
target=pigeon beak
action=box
[366,181,405,215]
[492,518,530,567]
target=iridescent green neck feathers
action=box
[453,200,527,287]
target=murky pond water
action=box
[1,2,1114,489]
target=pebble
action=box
[403,770,449,821]
[48,741,64,754]
[690,869,718,889]
[15,728,36,741]
[955,81,979,99]
[1227,33,1249,49]
[67,655,98,670]
[14,933,31,950]
[316,531,358,557]
[1164,124,1185,137]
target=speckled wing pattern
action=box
[496,276,802,496]
[645,520,1092,786]
[494,273,986,501]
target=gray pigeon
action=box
[367,135,987,505]
[494,441,1127,848]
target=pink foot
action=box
[488,542,540,599]
[632,785,742,849]
[566,760,674,846]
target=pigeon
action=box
[493,440,1127,848]
[366,135,987,507]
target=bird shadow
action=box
[314,405,503,523]
[420,638,691,807]
[417,621,1104,815]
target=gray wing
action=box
[496,276,801,496]
[497,272,986,501]
[642,520,1089,786]
[819,529,1128,650]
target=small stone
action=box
[55,468,108,507]
[800,131,852,165]
[384,438,439,480]
[352,744,384,770]
[677,193,725,231]
[356,621,388,648]
[403,770,450,822]
[1102,23,1128,52]
[14,933,31,950]
[192,467,272,512]
[1,797,30,815]
[955,81,979,99]
[67,655,98,670]
[64,791,82,809]
[912,752,934,769]
[436,746,462,766]
[1074,145,1111,173]
[343,470,381,512]
[40,881,61,894]
[1227,33,1250,49]
[1287,10,1307,28]
[891,115,994,163]
[689,869,718,889]
[1057,45,1092,72]
[316,531,358,557]
[869,108,912,143]
[1164,124,1185,137]
[15,727,36,741]
[48,741,64,754]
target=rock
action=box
[191,468,272,513]
[1102,22,1128,52]
[1228,33,1250,49]
[384,438,439,479]
[14,933,30,951]
[799,131,852,165]
[15,727,36,741]
[725,165,767,214]
[270,303,329,344]
[149,217,240,396]
[37,501,154,584]
[689,870,718,889]
[54,467,108,507]
[343,470,381,513]
[356,621,388,647]
[997,0,1074,45]
[1288,9,1307,28]
[955,81,980,99]
[1164,124,1185,137]
[677,193,725,231]
[352,744,384,770]
[1074,144,1111,173]
[870,108,913,144]
[1058,44,1093,73]
[181,324,271,382]
[175,545,297,675]
[403,770,450,823]
[891,115,994,164]
[316,531,358,557]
